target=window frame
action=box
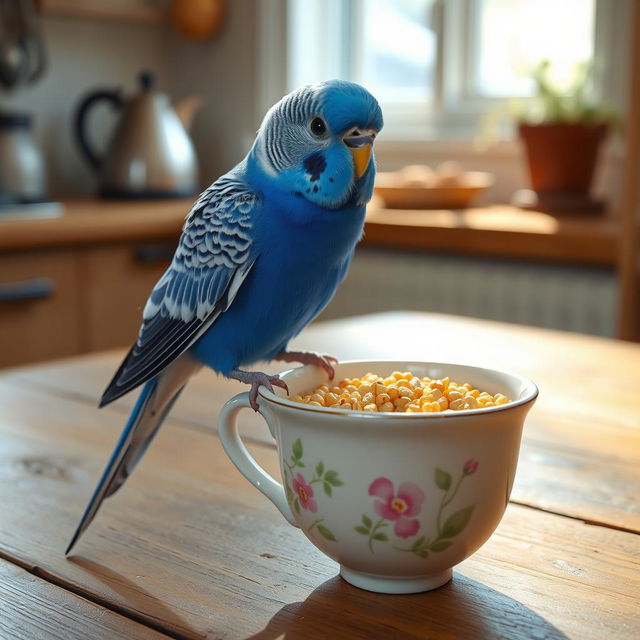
[259,0,627,142]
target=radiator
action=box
[320,248,618,337]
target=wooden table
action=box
[1,312,638,639]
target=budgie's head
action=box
[253,80,383,209]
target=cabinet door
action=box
[0,251,82,368]
[82,242,176,352]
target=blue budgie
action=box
[66,80,383,554]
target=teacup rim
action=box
[258,359,539,419]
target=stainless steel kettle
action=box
[0,111,46,204]
[74,71,202,198]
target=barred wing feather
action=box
[99,177,258,407]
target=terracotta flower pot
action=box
[517,122,608,213]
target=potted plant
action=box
[515,60,617,214]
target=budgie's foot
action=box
[274,350,338,381]
[228,369,289,411]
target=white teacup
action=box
[218,361,538,594]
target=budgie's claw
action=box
[275,350,338,381]
[228,369,289,411]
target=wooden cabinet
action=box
[0,242,175,369]
[0,199,188,369]
[81,242,175,352]
[0,251,83,367]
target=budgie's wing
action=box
[99,177,258,407]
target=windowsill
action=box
[362,201,619,267]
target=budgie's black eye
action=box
[310,117,327,136]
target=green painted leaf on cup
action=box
[354,525,369,535]
[315,461,324,476]
[417,550,429,558]
[317,525,336,541]
[323,482,332,497]
[292,438,303,460]
[435,468,452,491]
[324,470,343,486]
[373,533,388,542]
[412,535,426,551]
[362,514,372,528]
[430,540,453,552]
[293,498,300,515]
[441,505,475,538]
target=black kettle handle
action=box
[74,89,124,172]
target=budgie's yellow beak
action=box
[344,129,376,178]
[350,145,372,179]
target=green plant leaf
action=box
[441,505,475,538]
[430,540,453,552]
[411,536,426,551]
[323,482,332,497]
[292,438,303,460]
[373,533,388,542]
[435,468,452,491]
[317,525,336,541]
[362,514,372,528]
[297,461,305,467]
[315,461,324,476]
[354,525,369,535]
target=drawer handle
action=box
[134,244,176,263]
[0,277,55,304]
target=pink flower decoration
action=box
[293,473,317,512]
[463,459,479,475]
[368,477,425,538]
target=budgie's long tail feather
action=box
[65,355,199,555]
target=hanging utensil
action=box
[16,0,46,84]
[0,0,29,90]
[0,0,47,90]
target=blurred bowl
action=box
[374,171,495,209]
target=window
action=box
[285,0,611,139]
[469,0,596,98]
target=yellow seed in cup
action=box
[291,371,510,413]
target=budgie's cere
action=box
[66,80,383,554]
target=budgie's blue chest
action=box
[190,187,365,374]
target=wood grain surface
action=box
[363,203,619,266]
[0,199,189,251]
[0,558,171,640]
[0,199,618,267]
[5,312,639,530]
[1,312,638,639]
[0,383,638,640]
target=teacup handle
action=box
[218,392,298,527]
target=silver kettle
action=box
[74,71,202,198]
[0,111,46,204]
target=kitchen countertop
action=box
[1,311,638,639]
[0,198,620,266]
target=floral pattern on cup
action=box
[355,459,479,555]
[283,437,344,542]
[292,473,317,512]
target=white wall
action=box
[166,0,259,187]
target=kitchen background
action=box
[1,0,638,369]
